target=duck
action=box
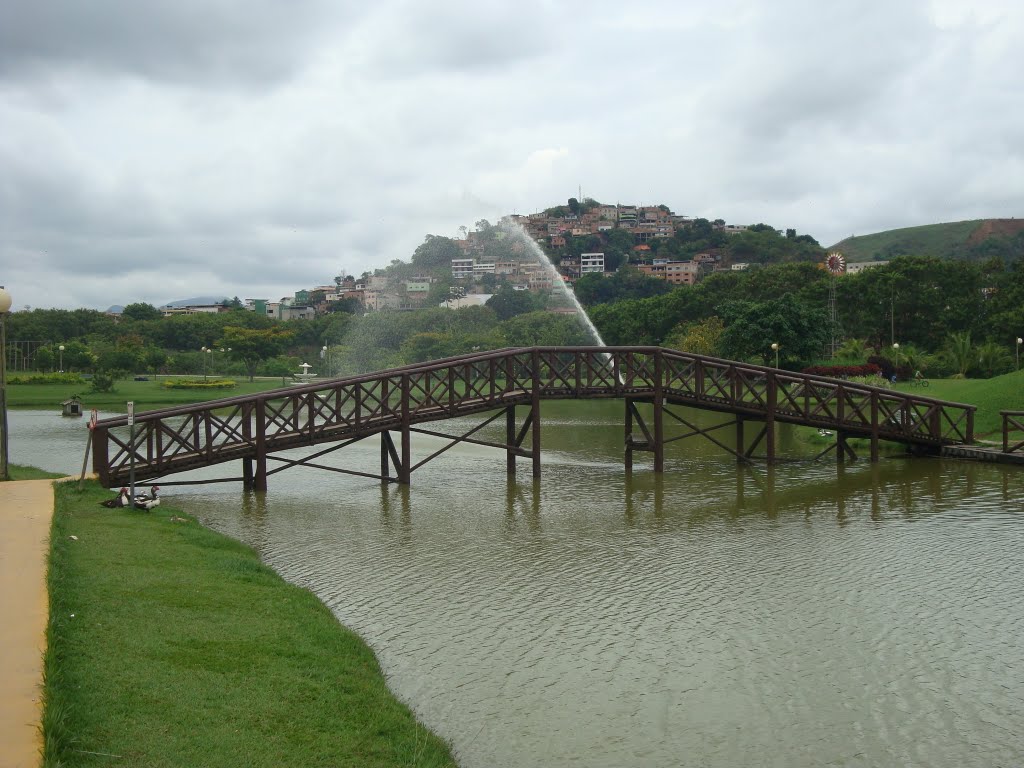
[133,485,161,511]
[100,488,131,508]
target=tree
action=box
[411,235,461,270]
[663,316,724,356]
[400,332,453,363]
[944,331,973,378]
[486,286,539,321]
[501,312,592,346]
[121,302,162,322]
[220,326,295,381]
[718,299,829,366]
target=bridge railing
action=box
[1001,411,1024,453]
[91,346,976,485]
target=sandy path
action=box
[0,480,54,768]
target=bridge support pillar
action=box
[531,351,542,479]
[506,406,517,476]
[254,400,268,492]
[624,401,633,473]
[243,458,254,490]
[870,393,880,462]
[735,417,745,463]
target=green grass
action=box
[43,481,457,768]
[7,464,66,480]
[891,369,1024,438]
[829,219,983,261]
[6,377,290,413]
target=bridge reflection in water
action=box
[91,346,976,490]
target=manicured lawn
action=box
[891,369,1024,438]
[44,481,456,768]
[6,377,292,414]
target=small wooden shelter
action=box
[61,397,83,417]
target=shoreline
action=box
[40,479,457,767]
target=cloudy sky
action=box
[1,0,1021,311]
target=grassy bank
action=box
[6,377,290,413]
[7,464,66,480]
[43,481,456,768]
[891,368,1024,437]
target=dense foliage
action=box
[590,255,1024,375]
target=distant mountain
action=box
[828,218,1024,262]
[106,305,124,314]
[161,296,230,308]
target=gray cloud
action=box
[2,0,1023,311]
[0,0,344,85]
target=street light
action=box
[892,342,900,380]
[1017,337,1022,370]
[58,344,65,373]
[321,345,330,378]
[770,342,779,368]
[201,346,212,381]
[0,285,12,481]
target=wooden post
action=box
[243,459,254,490]
[653,350,664,473]
[91,426,109,487]
[765,373,776,464]
[506,405,516,476]
[531,349,541,478]
[735,416,745,463]
[870,392,879,462]
[400,374,411,484]
[254,399,267,492]
[624,397,634,473]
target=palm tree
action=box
[944,331,973,378]
[834,338,870,363]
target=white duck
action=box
[133,485,161,511]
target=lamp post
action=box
[1017,337,1022,371]
[58,344,65,373]
[201,346,212,382]
[770,342,779,369]
[321,345,330,378]
[892,342,900,380]
[0,286,12,481]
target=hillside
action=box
[828,218,1024,262]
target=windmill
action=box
[825,252,846,358]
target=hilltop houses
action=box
[160,203,773,322]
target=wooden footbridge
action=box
[91,346,976,490]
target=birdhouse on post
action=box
[61,396,83,417]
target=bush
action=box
[6,372,86,385]
[89,371,121,393]
[867,355,896,381]
[162,378,237,390]
[800,363,882,379]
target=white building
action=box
[580,252,605,274]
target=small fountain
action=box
[499,220,608,346]
[291,362,318,385]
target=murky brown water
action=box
[11,404,1024,766]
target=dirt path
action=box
[0,480,54,768]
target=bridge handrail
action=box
[92,346,975,428]
[90,346,978,486]
[1000,410,1024,453]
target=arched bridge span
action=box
[91,346,976,489]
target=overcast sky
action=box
[1,0,1021,311]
